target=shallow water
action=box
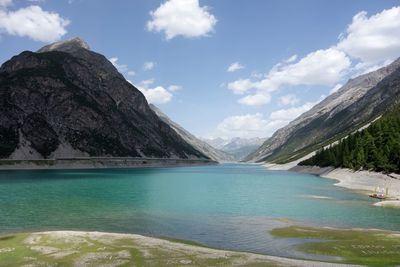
[0,164,399,259]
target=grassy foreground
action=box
[271,226,400,266]
[0,231,306,267]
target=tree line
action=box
[299,105,400,174]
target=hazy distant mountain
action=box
[246,57,400,163]
[150,105,234,162]
[0,37,208,160]
[203,137,228,150]
[204,137,266,161]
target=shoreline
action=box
[0,157,217,171]
[266,163,400,206]
[0,230,358,267]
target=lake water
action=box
[0,164,399,259]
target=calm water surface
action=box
[0,164,399,259]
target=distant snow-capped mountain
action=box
[203,137,266,161]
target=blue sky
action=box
[1,0,400,139]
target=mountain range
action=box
[203,137,266,161]
[149,105,265,162]
[150,104,234,162]
[2,37,399,168]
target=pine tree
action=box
[299,103,400,174]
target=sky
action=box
[1,0,400,140]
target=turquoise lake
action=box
[0,164,399,259]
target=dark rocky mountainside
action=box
[246,58,400,163]
[0,38,208,160]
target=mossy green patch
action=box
[0,231,283,266]
[271,226,400,266]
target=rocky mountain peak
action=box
[0,40,208,160]
[37,37,90,53]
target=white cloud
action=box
[238,93,271,106]
[228,48,350,106]
[140,79,155,87]
[278,94,300,106]
[214,113,268,139]
[227,62,244,72]
[227,79,253,95]
[143,61,156,71]
[269,102,315,122]
[337,6,400,64]
[147,0,217,40]
[127,71,136,76]
[259,48,350,90]
[136,82,182,104]
[285,54,297,63]
[251,72,264,79]
[135,79,173,104]
[139,86,172,104]
[212,101,317,139]
[109,57,128,73]
[0,5,70,42]
[168,85,182,92]
[0,0,12,7]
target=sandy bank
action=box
[0,230,359,267]
[373,200,400,208]
[290,165,400,199]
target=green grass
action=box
[0,232,280,267]
[7,228,399,266]
[271,226,400,267]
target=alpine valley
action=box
[2,2,400,266]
